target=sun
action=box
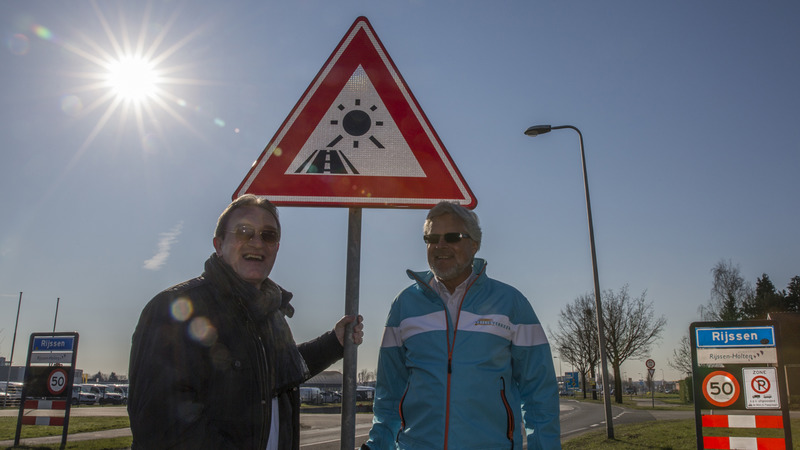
[105,55,160,103]
[39,1,214,169]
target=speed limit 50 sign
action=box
[47,368,68,396]
[702,370,740,408]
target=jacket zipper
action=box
[500,377,515,449]
[443,273,480,450]
[238,300,271,448]
[397,384,410,444]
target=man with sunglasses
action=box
[129,194,364,449]
[362,201,560,450]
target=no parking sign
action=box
[743,367,779,409]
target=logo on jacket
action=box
[474,318,511,331]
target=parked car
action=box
[83,384,125,405]
[71,385,97,406]
[110,384,129,404]
[1,381,23,407]
[321,390,341,403]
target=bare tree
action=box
[668,334,692,377]
[603,285,667,404]
[701,259,753,321]
[358,368,375,384]
[550,294,599,399]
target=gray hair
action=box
[424,201,481,251]
[215,194,281,241]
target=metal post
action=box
[3,292,22,408]
[340,208,362,450]
[574,126,615,439]
[53,297,60,332]
[651,373,655,408]
[525,125,614,438]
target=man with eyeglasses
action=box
[129,194,364,449]
[362,201,560,450]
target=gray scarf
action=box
[205,254,310,395]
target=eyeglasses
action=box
[423,233,471,245]
[228,224,279,245]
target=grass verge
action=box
[1,417,131,449]
[563,418,799,449]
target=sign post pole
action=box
[340,208,362,450]
[646,359,656,409]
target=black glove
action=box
[360,444,370,450]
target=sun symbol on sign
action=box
[327,99,384,149]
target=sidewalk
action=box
[0,409,362,449]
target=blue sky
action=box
[1,1,798,383]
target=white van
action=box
[299,387,322,405]
[71,385,97,405]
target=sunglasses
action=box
[423,233,471,245]
[228,224,279,245]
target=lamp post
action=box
[554,355,562,377]
[524,124,614,439]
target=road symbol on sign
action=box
[646,359,655,369]
[47,368,68,396]
[288,70,424,177]
[702,370,740,408]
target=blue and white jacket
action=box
[365,258,561,450]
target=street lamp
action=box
[554,355,562,377]
[525,124,614,439]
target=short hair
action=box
[423,201,481,251]
[214,194,281,241]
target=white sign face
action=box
[287,66,425,178]
[697,347,778,365]
[646,359,655,369]
[702,370,740,408]
[31,352,73,364]
[743,367,780,409]
[47,368,68,396]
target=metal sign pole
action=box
[340,208,362,450]
[3,292,22,408]
[53,297,60,332]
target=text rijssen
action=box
[36,339,67,349]
[710,331,760,344]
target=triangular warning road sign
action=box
[233,16,476,209]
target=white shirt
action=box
[430,273,477,324]
[266,398,278,450]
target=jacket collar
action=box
[406,258,488,298]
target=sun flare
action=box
[105,56,160,102]
[42,1,213,165]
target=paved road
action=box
[558,398,694,439]
[0,401,696,448]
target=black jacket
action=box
[128,255,343,449]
